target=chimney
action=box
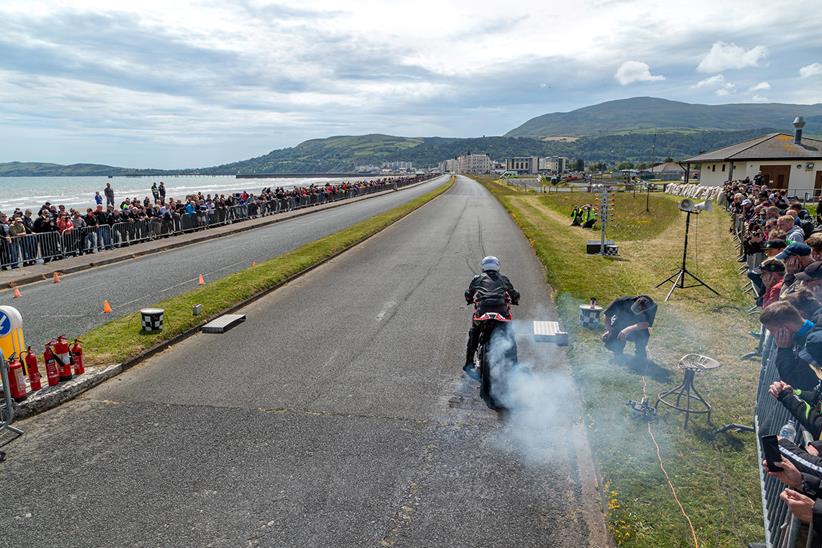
[794,116,806,144]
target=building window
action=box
[722,164,726,172]
[712,165,716,172]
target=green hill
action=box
[0,128,783,176]
[203,129,775,174]
[0,161,170,177]
[506,97,822,137]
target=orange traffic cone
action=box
[102,300,112,314]
[13,286,21,299]
[198,274,205,286]
[53,272,61,284]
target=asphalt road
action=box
[0,176,448,348]
[3,176,606,547]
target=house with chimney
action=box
[684,117,822,194]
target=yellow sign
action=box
[0,306,25,361]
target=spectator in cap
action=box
[797,261,822,303]
[778,243,815,297]
[785,288,822,321]
[762,258,786,309]
[602,295,657,365]
[764,238,788,258]
[760,301,818,390]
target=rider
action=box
[464,256,520,379]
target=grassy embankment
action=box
[473,176,762,547]
[82,177,455,366]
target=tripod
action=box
[656,210,719,302]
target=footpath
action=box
[0,178,436,290]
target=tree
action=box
[616,162,634,170]
[574,158,584,171]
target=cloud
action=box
[613,61,665,85]
[750,94,769,103]
[691,74,735,96]
[697,41,767,73]
[800,63,822,78]
[0,1,821,167]
[748,81,771,91]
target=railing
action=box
[731,205,814,547]
[0,177,432,271]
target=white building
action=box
[685,118,822,194]
[382,161,413,172]
[506,156,539,174]
[539,157,556,171]
[457,154,491,174]
[439,159,459,173]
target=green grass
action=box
[82,177,454,366]
[537,192,680,241]
[473,175,763,547]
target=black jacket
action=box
[465,271,520,310]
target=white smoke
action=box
[477,319,582,464]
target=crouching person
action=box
[602,295,657,365]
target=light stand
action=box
[656,202,719,301]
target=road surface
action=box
[0,176,448,348]
[3,176,606,547]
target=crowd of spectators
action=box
[0,175,427,270]
[725,173,822,541]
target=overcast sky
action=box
[1,0,821,169]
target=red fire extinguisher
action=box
[44,343,59,387]
[6,353,28,402]
[71,339,84,376]
[25,346,41,392]
[54,335,72,382]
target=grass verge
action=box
[82,177,454,366]
[473,175,762,547]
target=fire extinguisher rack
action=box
[0,354,24,461]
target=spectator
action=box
[785,288,822,321]
[104,183,115,207]
[764,239,788,258]
[779,215,806,244]
[798,262,822,303]
[151,182,159,203]
[94,191,103,206]
[778,243,814,297]
[760,301,818,390]
[808,233,822,262]
[761,258,786,309]
[159,181,166,203]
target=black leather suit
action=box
[464,271,520,363]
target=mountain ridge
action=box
[505,97,822,138]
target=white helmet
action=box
[481,256,500,272]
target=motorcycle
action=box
[470,299,518,411]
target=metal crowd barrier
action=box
[0,355,24,459]
[754,336,815,547]
[0,178,431,271]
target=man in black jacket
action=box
[463,256,520,379]
[602,295,657,364]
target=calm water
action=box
[0,174,374,213]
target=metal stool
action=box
[655,354,720,428]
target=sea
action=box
[0,174,376,213]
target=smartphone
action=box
[761,435,783,472]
